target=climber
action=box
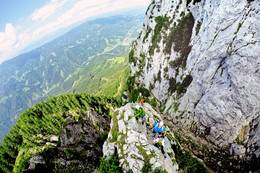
[153,121,166,136]
[137,94,145,106]
[139,98,145,106]
[152,121,167,158]
[137,93,142,103]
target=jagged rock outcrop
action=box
[103,103,179,173]
[25,110,110,173]
[130,0,260,171]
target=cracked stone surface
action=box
[130,0,260,167]
[103,103,178,173]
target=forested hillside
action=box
[0,94,120,173]
[0,13,143,140]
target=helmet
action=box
[159,121,164,127]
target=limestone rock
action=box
[130,0,260,170]
[103,103,178,173]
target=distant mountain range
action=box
[0,12,144,140]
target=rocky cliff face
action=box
[130,0,260,171]
[25,110,110,173]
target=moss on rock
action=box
[164,12,195,68]
[149,16,170,55]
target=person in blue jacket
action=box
[153,120,166,155]
[153,121,165,135]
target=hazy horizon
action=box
[0,7,146,65]
[0,0,150,64]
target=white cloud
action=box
[32,0,66,21]
[0,0,150,63]
[31,0,150,38]
[0,23,17,63]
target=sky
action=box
[0,0,150,64]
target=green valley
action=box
[0,13,144,140]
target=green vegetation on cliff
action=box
[149,16,170,55]
[164,12,194,68]
[0,94,119,173]
[99,154,122,173]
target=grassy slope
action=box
[66,55,130,98]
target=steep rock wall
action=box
[130,0,260,170]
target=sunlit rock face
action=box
[103,103,179,173]
[131,0,260,171]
